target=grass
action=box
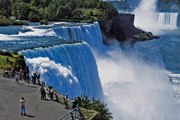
[80,107,98,120]
[134,32,154,41]
[0,51,98,119]
[53,90,98,120]
[0,51,24,75]
[0,55,15,69]
[80,8,103,21]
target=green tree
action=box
[0,0,11,17]
[76,95,113,120]
[56,6,66,19]
[47,3,57,20]
[12,2,31,20]
[72,9,83,19]
[38,8,45,20]
[28,12,40,22]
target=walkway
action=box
[0,76,69,120]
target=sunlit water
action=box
[0,19,179,119]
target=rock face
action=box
[99,13,144,44]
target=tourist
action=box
[15,72,19,84]
[72,99,78,109]
[19,97,27,116]
[19,69,23,80]
[50,86,54,100]
[37,72,41,85]
[63,94,69,109]
[26,73,30,85]
[54,94,59,102]
[40,85,46,100]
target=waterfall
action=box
[53,22,104,50]
[19,42,103,99]
[157,12,179,28]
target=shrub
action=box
[28,12,40,22]
[0,16,12,26]
[40,19,49,25]
[0,50,13,57]
[76,95,113,120]
[90,11,94,16]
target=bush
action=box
[13,20,28,25]
[90,11,94,16]
[28,12,40,22]
[0,16,13,26]
[76,95,113,120]
[0,50,13,57]
[40,19,49,25]
[15,55,26,68]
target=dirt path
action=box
[0,76,69,120]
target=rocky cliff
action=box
[99,13,146,44]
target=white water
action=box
[157,12,178,29]
[134,0,158,32]
[134,0,179,33]
[0,13,176,119]
[95,46,180,120]
[20,42,103,99]
[53,22,104,50]
[16,21,180,119]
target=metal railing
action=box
[59,107,85,120]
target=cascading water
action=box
[0,0,179,119]
[157,12,179,28]
[53,22,104,50]
[16,20,180,120]
[95,46,180,120]
[19,42,103,99]
[134,0,179,32]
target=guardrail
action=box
[59,107,85,120]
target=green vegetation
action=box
[40,19,49,25]
[0,50,25,74]
[76,95,113,120]
[0,0,118,25]
[0,49,112,119]
[52,91,98,120]
[134,32,155,41]
[0,15,27,26]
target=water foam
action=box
[134,0,179,32]
[95,47,180,120]
[20,42,103,99]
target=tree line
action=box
[0,0,118,23]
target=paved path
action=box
[0,76,69,120]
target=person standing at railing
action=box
[63,94,69,109]
[72,99,78,109]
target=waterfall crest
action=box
[157,12,179,28]
[53,22,104,50]
[19,42,103,99]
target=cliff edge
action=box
[99,13,156,44]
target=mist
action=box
[26,57,78,83]
[94,47,180,120]
[133,0,160,33]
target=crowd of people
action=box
[3,67,80,117]
[39,85,57,101]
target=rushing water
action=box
[0,15,180,120]
[19,42,103,99]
